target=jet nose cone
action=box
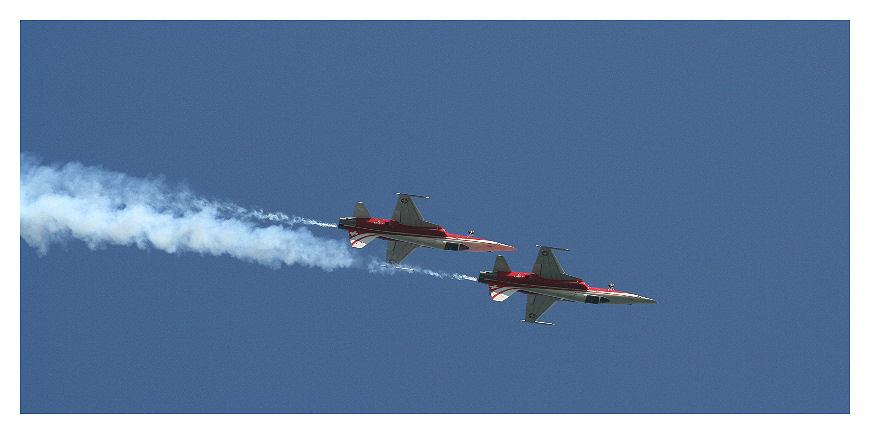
[487,242,516,251]
[638,296,657,304]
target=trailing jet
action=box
[478,245,656,325]
[338,193,516,265]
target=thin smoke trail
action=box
[19,154,353,271]
[246,209,337,228]
[366,258,478,282]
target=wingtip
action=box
[395,193,430,199]
[521,320,555,325]
[535,244,570,251]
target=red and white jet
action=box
[338,193,516,265]
[478,245,656,325]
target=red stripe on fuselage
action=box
[350,218,486,241]
[480,272,627,295]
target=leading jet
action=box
[478,245,656,325]
[338,193,516,265]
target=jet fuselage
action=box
[339,217,516,252]
[478,271,657,305]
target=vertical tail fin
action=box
[492,255,511,273]
[353,202,372,218]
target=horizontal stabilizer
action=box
[348,231,378,248]
[492,255,511,273]
[488,284,519,302]
[353,202,372,219]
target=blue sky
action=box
[20,21,849,413]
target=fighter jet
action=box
[478,245,656,325]
[338,193,516,265]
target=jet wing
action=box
[524,293,558,324]
[531,246,582,281]
[392,194,440,228]
[387,240,419,264]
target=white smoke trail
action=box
[366,258,478,281]
[246,209,337,228]
[20,154,484,284]
[19,154,354,271]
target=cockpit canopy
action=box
[444,242,469,251]
[584,295,611,304]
